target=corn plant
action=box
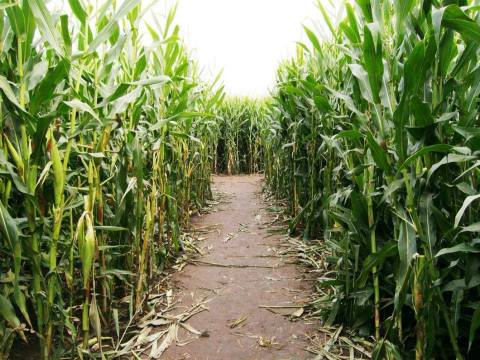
[215,97,266,175]
[0,0,223,358]
[263,0,480,358]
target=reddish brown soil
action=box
[163,175,316,360]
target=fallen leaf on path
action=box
[259,304,305,317]
[223,232,237,243]
[265,276,280,281]
[231,332,283,350]
[150,323,177,358]
[227,314,248,329]
[257,336,280,348]
[291,308,305,317]
[191,259,279,269]
[231,331,260,339]
[166,289,173,307]
[180,322,204,336]
[238,223,249,232]
[115,296,210,358]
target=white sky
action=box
[49,0,342,97]
[162,0,331,97]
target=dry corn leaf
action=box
[150,324,177,359]
[223,232,237,243]
[179,322,204,336]
[259,304,304,316]
[257,336,280,348]
[292,308,305,317]
[227,314,248,329]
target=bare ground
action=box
[162,175,316,360]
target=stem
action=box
[414,255,425,360]
[367,164,380,339]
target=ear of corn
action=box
[0,1,223,357]
[263,1,480,358]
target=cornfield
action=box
[214,97,266,175]
[263,0,480,358]
[0,0,223,358]
[2,0,480,359]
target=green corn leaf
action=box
[5,5,25,36]
[28,0,64,55]
[432,7,446,45]
[335,130,363,140]
[345,3,360,42]
[108,87,142,118]
[89,0,141,52]
[68,0,87,23]
[64,99,100,122]
[399,144,452,170]
[436,243,480,257]
[461,222,480,233]
[451,41,478,77]
[403,41,426,97]
[420,193,437,254]
[0,75,23,110]
[340,22,360,44]
[0,153,32,196]
[454,194,480,228]
[439,30,456,76]
[0,2,17,11]
[393,99,408,162]
[356,0,373,22]
[452,125,480,142]
[27,61,48,91]
[326,87,364,117]
[442,5,480,44]
[129,75,171,86]
[315,0,335,38]
[427,154,477,182]
[469,306,480,351]
[0,294,22,333]
[397,209,417,285]
[0,201,18,251]
[0,202,31,327]
[60,14,72,53]
[410,96,433,127]
[94,226,129,232]
[357,241,397,287]
[362,24,383,104]
[349,63,374,104]
[366,132,389,171]
[30,59,70,114]
[303,25,321,53]
[394,0,415,35]
[163,2,178,38]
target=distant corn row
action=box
[263,0,480,358]
[214,97,266,175]
[0,1,223,358]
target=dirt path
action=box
[163,175,315,360]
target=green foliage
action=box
[263,1,480,358]
[215,97,266,175]
[0,0,223,358]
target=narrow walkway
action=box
[164,175,315,360]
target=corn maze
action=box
[1,0,480,359]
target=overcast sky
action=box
[49,0,341,97]
[164,0,335,97]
